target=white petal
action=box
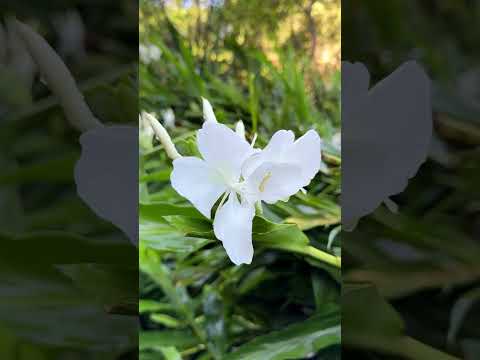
[241,152,264,180]
[284,130,322,187]
[171,157,226,218]
[197,121,253,183]
[245,162,304,204]
[264,129,295,155]
[235,120,246,139]
[242,130,294,178]
[161,108,175,128]
[74,126,138,245]
[202,97,217,123]
[213,194,255,265]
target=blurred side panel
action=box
[342,1,480,359]
[0,1,138,359]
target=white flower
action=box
[15,20,138,246]
[143,111,181,160]
[241,129,324,201]
[139,43,162,64]
[170,99,322,265]
[148,45,161,61]
[161,108,175,128]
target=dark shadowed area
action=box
[0,1,138,359]
[343,1,480,359]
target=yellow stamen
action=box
[259,172,272,192]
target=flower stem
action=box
[255,201,263,215]
[303,245,341,268]
[265,242,341,268]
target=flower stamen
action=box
[251,133,258,147]
[259,171,272,193]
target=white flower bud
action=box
[13,19,101,132]
[202,97,217,123]
[161,108,175,128]
[142,111,181,160]
[5,18,36,90]
[235,120,245,139]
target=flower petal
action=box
[284,129,322,187]
[264,129,295,155]
[74,126,138,245]
[245,162,304,204]
[171,157,227,218]
[197,121,253,183]
[235,120,246,139]
[213,193,255,265]
[202,97,217,123]
[242,130,294,178]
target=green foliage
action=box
[139,2,341,359]
[343,1,480,358]
[0,3,138,358]
[224,310,340,360]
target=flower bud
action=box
[13,19,101,132]
[235,120,245,139]
[142,111,181,160]
[202,97,217,123]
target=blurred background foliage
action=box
[0,1,137,359]
[139,0,340,359]
[343,1,480,359]
[141,0,340,75]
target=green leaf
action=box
[0,152,77,185]
[140,300,174,314]
[59,264,138,309]
[140,202,204,221]
[140,221,212,253]
[311,273,340,312]
[150,314,183,328]
[343,284,460,359]
[0,231,135,265]
[225,310,340,360]
[140,330,198,351]
[343,284,404,342]
[237,267,274,295]
[203,287,227,358]
[447,286,480,346]
[253,216,309,247]
[160,347,182,360]
[253,216,340,268]
[0,260,136,354]
[163,215,213,235]
[140,168,172,183]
